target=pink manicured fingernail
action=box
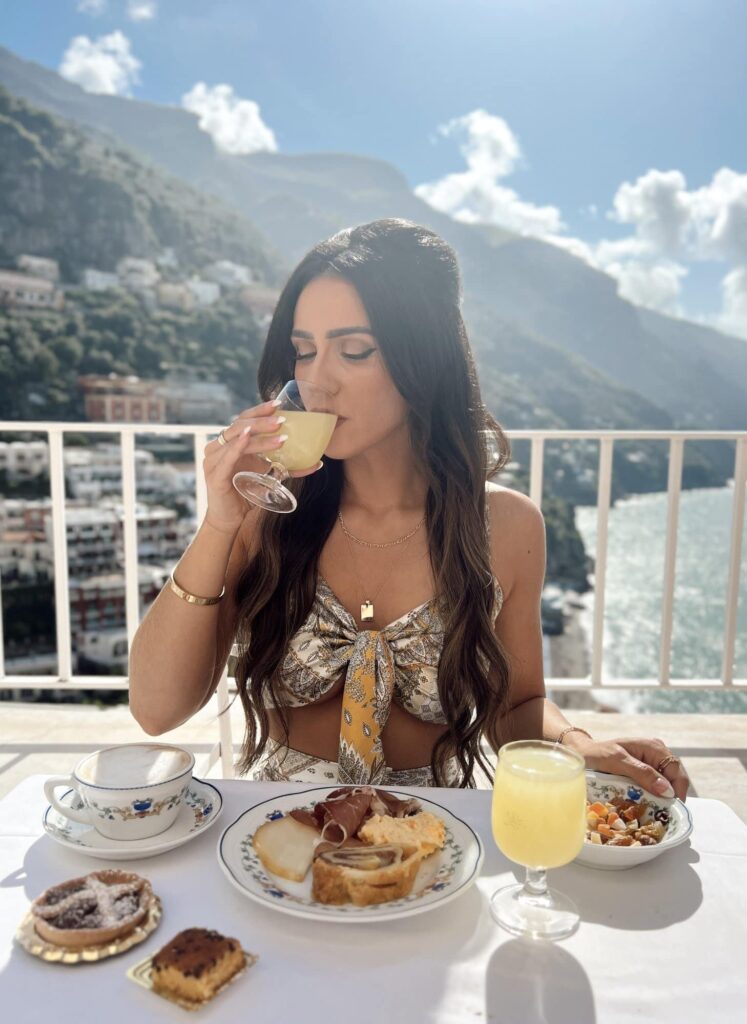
[273,434,288,444]
[275,415,287,425]
[653,778,674,797]
[271,398,283,406]
[241,425,252,436]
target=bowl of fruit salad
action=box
[573,770,693,870]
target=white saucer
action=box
[42,777,223,860]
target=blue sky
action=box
[3,1,747,337]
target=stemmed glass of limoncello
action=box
[232,379,338,513]
[490,740,586,940]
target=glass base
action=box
[489,881,579,940]
[232,471,297,513]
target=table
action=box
[1,775,747,1023]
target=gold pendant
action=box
[361,600,374,622]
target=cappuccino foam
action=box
[77,744,192,788]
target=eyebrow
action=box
[290,326,375,340]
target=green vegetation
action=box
[0,85,282,282]
[0,289,263,419]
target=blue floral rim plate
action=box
[43,777,222,860]
[217,786,484,923]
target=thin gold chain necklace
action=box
[337,510,426,549]
[337,514,424,623]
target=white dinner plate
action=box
[42,778,222,860]
[217,785,484,923]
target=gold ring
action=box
[217,429,229,446]
[657,754,680,773]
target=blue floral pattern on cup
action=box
[47,783,218,847]
[86,784,187,822]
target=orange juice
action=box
[491,745,586,869]
[261,410,337,472]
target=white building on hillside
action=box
[186,277,220,307]
[83,268,120,291]
[17,255,60,282]
[116,258,160,291]
[203,260,253,288]
[0,440,48,480]
[0,270,64,310]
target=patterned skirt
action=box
[252,741,462,788]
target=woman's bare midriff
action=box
[267,686,450,770]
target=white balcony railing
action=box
[1,423,746,776]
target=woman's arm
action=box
[128,510,259,735]
[486,487,579,744]
[486,487,689,800]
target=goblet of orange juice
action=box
[232,379,337,513]
[490,740,586,940]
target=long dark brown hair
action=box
[230,218,514,786]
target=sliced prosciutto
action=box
[287,786,423,846]
[313,789,374,844]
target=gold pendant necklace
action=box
[337,510,425,624]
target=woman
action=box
[129,218,689,799]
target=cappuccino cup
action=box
[43,742,195,841]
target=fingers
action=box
[212,424,287,475]
[613,737,690,802]
[204,412,285,459]
[619,755,676,799]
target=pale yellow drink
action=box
[492,745,586,869]
[261,410,337,472]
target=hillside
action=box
[0,85,285,283]
[1,45,744,439]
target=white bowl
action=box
[573,770,693,871]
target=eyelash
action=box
[293,348,376,362]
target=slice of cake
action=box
[151,927,246,1003]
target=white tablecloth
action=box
[1,774,746,1024]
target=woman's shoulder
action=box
[485,480,544,525]
[484,482,546,600]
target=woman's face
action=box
[291,275,409,460]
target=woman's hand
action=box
[202,398,324,535]
[563,733,690,802]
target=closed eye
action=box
[293,348,376,362]
[342,348,376,361]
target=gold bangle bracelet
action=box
[168,573,225,606]
[556,726,593,745]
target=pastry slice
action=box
[312,843,424,906]
[151,927,246,1003]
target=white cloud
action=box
[127,1,156,21]
[607,169,694,256]
[77,0,107,13]
[181,82,277,155]
[717,266,747,339]
[415,109,565,238]
[417,109,747,334]
[59,31,141,95]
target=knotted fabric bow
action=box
[337,629,396,784]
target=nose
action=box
[299,349,341,402]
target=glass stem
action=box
[522,866,549,900]
[260,457,288,484]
